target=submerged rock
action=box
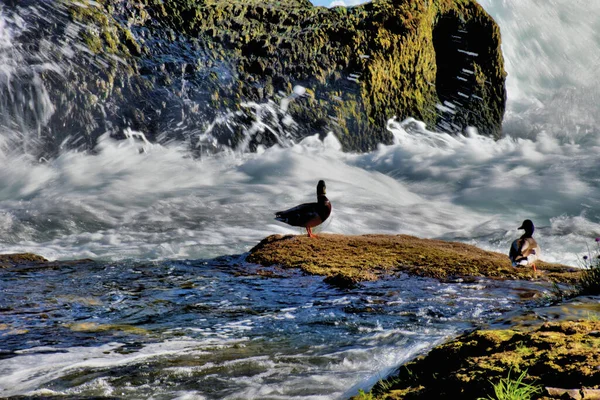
[5,0,506,156]
[248,234,579,284]
[0,253,95,270]
[0,253,48,268]
[358,320,600,399]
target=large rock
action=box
[130,0,507,150]
[247,234,578,285]
[3,0,506,156]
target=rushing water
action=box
[0,258,555,398]
[1,0,600,398]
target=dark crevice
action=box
[433,10,504,136]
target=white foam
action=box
[0,338,248,396]
[478,0,600,141]
[0,1,599,266]
[0,120,597,265]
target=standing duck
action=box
[509,219,541,272]
[275,180,332,238]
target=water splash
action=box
[0,119,597,264]
[478,0,600,141]
[0,4,58,156]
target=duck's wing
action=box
[275,202,319,226]
[510,238,540,266]
[509,239,522,262]
[521,238,540,258]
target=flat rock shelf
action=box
[247,234,580,286]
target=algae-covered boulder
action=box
[247,234,578,284]
[5,0,505,156]
[131,0,507,150]
[0,253,48,268]
[359,320,600,399]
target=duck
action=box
[509,219,541,272]
[275,180,332,238]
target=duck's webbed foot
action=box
[306,227,317,238]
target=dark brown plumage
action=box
[275,180,331,238]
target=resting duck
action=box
[275,180,332,238]
[509,219,541,272]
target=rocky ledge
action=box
[355,320,600,399]
[0,253,95,270]
[248,234,579,286]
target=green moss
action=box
[67,0,142,59]
[103,0,504,149]
[248,234,579,284]
[354,321,600,399]
[58,0,506,152]
[68,322,149,335]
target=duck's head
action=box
[317,180,326,196]
[518,219,535,235]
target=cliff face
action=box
[6,0,505,155]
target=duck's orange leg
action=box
[306,227,317,238]
[532,264,537,272]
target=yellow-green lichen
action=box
[248,234,579,284]
[356,320,600,399]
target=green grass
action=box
[479,370,542,400]
[585,311,600,322]
[354,389,375,400]
[514,343,533,357]
[578,261,600,295]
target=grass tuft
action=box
[479,369,541,400]
[354,389,375,400]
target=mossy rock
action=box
[247,234,579,284]
[359,320,600,399]
[0,253,95,270]
[29,0,505,156]
[0,253,48,268]
[134,0,506,150]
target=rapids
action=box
[0,0,598,264]
[0,257,559,398]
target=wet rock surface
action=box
[0,253,95,271]
[5,0,506,156]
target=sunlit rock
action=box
[4,0,506,156]
[248,234,578,284]
[356,320,600,399]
